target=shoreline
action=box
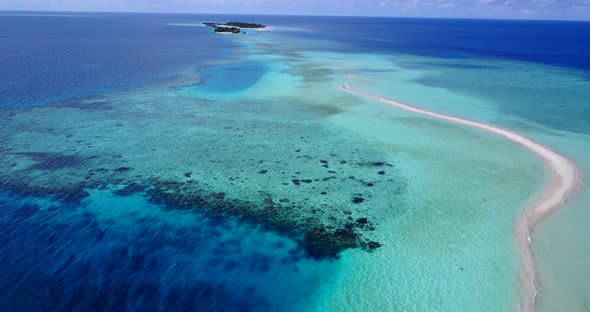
[338,84,582,311]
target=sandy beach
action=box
[338,84,582,312]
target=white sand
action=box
[338,84,582,312]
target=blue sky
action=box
[1,0,589,20]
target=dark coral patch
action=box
[352,197,365,204]
[113,183,147,196]
[263,198,274,205]
[367,241,382,250]
[302,227,358,259]
[358,161,394,168]
[212,192,226,199]
[56,100,113,111]
[138,177,382,259]
[356,218,368,225]
[18,152,85,171]
[54,186,90,203]
[291,179,313,186]
[114,167,132,173]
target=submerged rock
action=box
[302,227,359,259]
[352,197,365,204]
[114,167,132,173]
[367,241,382,250]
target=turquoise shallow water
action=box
[1,13,590,311]
[194,62,268,94]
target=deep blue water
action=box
[0,191,332,311]
[1,12,590,311]
[2,12,589,108]
[257,15,590,72]
[0,12,238,107]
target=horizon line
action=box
[1,9,589,22]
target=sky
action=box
[1,0,589,20]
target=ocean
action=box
[1,12,589,311]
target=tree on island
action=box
[225,22,266,29]
[214,26,241,34]
[204,21,266,34]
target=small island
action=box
[204,21,266,34]
[224,22,266,29]
[214,26,242,34]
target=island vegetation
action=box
[224,22,266,29]
[204,21,266,34]
[214,26,241,34]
